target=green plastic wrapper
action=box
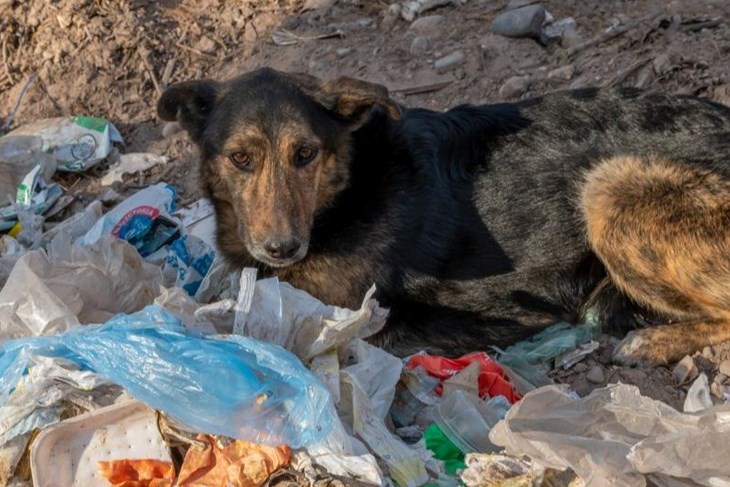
[423,423,466,475]
[494,318,599,388]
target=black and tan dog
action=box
[158,68,730,367]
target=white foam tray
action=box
[31,400,171,487]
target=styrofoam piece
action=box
[31,400,171,487]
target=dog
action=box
[158,67,730,367]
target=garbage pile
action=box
[2,118,730,487]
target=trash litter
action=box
[100,152,169,187]
[79,182,178,255]
[0,305,334,449]
[490,383,730,487]
[400,0,466,22]
[459,453,582,487]
[338,339,430,487]
[0,134,57,205]
[0,355,121,446]
[5,116,123,172]
[176,434,291,487]
[31,401,172,487]
[683,373,712,413]
[495,321,598,388]
[432,390,511,455]
[231,269,388,360]
[0,235,162,340]
[98,459,175,487]
[423,423,465,475]
[406,352,520,403]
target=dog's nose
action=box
[263,238,301,259]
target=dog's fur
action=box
[158,68,730,366]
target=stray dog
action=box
[158,68,730,366]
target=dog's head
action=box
[158,68,401,267]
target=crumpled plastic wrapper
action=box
[489,383,730,487]
[0,234,162,340]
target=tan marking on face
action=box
[215,121,352,266]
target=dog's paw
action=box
[612,329,672,367]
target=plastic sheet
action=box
[0,305,334,449]
[494,321,598,387]
[78,183,177,254]
[490,383,730,487]
[0,235,162,340]
[406,352,520,403]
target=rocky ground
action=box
[2,0,730,412]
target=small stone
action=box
[195,35,216,54]
[409,15,446,33]
[540,17,577,45]
[714,373,728,385]
[586,365,605,384]
[653,54,672,75]
[505,0,539,10]
[572,362,589,373]
[336,47,353,58]
[719,360,730,377]
[491,4,546,38]
[547,65,575,81]
[703,346,714,359]
[499,75,531,99]
[434,51,465,72]
[409,36,430,55]
[673,355,699,384]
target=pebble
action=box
[547,65,575,81]
[195,35,216,54]
[409,36,430,55]
[714,373,728,385]
[434,51,465,72]
[336,47,353,58]
[540,17,577,45]
[586,365,605,384]
[703,346,714,359]
[653,53,673,75]
[499,75,531,99]
[673,355,699,384]
[491,4,546,38]
[409,15,446,33]
[572,362,589,373]
[719,360,730,377]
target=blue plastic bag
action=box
[0,305,333,448]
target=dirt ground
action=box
[2,0,730,412]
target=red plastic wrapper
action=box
[406,352,520,403]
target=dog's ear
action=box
[157,80,220,142]
[291,73,402,126]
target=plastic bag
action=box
[5,116,123,172]
[0,305,334,449]
[0,235,162,340]
[432,390,510,455]
[78,183,177,254]
[494,321,598,388]
[406,352,520,403]
[489,383,730,487]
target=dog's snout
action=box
[263,238,301,260]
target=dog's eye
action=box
[229,151,251,169]
[295,145,318,167]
